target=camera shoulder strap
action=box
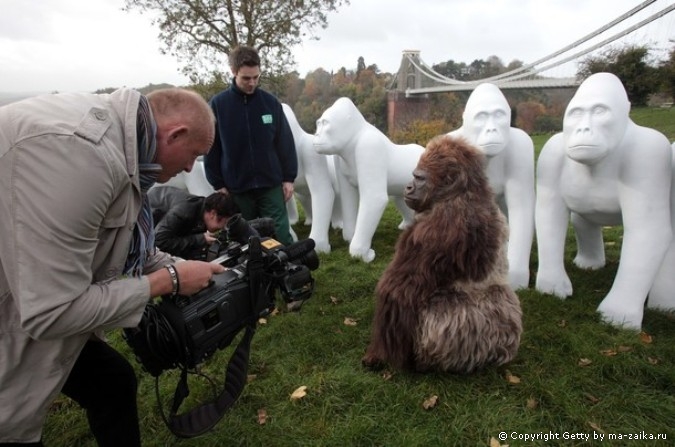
[165,236,266,438]
[166,322,256,438]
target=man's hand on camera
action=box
[174,260,226,294]
[148,260,224,297]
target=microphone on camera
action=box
[279,238,316,262]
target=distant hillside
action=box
[0,83,178,107]
[138,83,176,94]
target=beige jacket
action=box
[0,89,172,442]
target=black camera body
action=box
[124,235,319,377]
[205,214,277,262]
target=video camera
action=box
[122,217,319,438]
[205,213,277,262]
[124,235,318,377]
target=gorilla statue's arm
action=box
[535,134,573,298]
[502,129,535,289]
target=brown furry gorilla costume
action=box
[362,135,522,374]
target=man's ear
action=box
[167,125,188,143]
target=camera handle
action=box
[164,237,266,438]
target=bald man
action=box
[0,88,224,445]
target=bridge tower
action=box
[387,50,431,134]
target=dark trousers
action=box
[61,339,141,447]
[0,340,140,447]
[234,186,294,245]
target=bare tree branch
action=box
[124,0,349,82]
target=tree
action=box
[431,60,468,80]
[188,72,229,101]
[505,59,524,72]
[577,44,659,106]
[389,119,447,146]
[356,56,366,76]
[484,55,505,78]
[515,101,546,134]
[124,0,350,83]
[659,43,675,103]
[468,59,489,80]
[281,71,305,109]
[291,68,334,130]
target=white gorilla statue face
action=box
[314,97,365,155]
[563,72,630,165]
[462,83,511,157]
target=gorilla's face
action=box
[563,73,630,165]
[313,98,361,156]
[404,168,433,212]
[463,84,511,157]
[313,114,335,155]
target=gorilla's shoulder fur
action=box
[363,135,523,373]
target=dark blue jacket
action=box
[205,81,297,193]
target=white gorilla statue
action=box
[448,83,535,290]
[535,72,673,329]
[649,143,675,313]
[161,156,216,197]
[282,103,339,253]
[313,97,425,262]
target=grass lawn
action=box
[42,107,675,446]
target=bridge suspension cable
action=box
[400,0,675,94]
[480,0,660,82]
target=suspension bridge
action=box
[389,0,675,96]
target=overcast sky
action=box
[1,0,673,94]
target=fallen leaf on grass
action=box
[557,319,568,328]
[648,356,660,365]
[247,374,257,383]
[600,348,617,356]
[290,385,308,400]
[578,358,593,367]
[505,371,521,384]
[490,437,508,447]
[422,395,438,410]
[640,332,653,344]
[330,296,340,305]
[583,393,600,405]
[344,317,358,326]
[526,397,538,409]
[257,408,267,425]
[617,345,633,352]
[588,421,604,433]
[258,318,268,325]
[381,371,394,381]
